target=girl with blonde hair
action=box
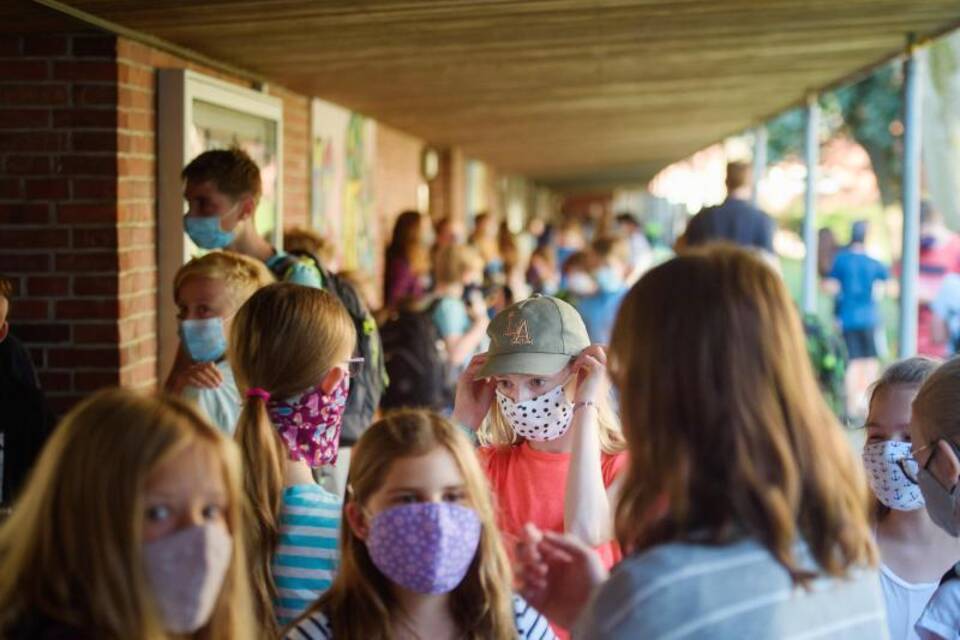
[229,282,357,632]
[858,357,960,640]
[519,246,885,639]
[453,294,626,637]
[285,410,554,639]
[0,388,254,640]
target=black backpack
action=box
[269,250,388,446]
[379,299,448,411]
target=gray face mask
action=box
[916,442,960,537]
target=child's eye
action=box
[394,494,418,505]
[202,504,224,520]
[146,504,171,523]
[530,378,547,388]
[443,491,466,503]
[496,379,513,390]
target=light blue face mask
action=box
[180,317,227,363]
[183,215,236,250]
[594,266,624,293]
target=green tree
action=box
[765,62,904,208]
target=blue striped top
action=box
[284,594,556,639]
[273,484,342,627]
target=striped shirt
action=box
[573,537,888,640]
[273,484,342,627]
[284,594,556,639]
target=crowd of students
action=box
[4,147,960,639]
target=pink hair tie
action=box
[246,388,271,402]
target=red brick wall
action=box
[0,31,123,413]
[0,26,314,413]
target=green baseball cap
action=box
[476,294,590,378]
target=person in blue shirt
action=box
[577,237,631,345]
[431,245,489,396]
[826,220,890,418]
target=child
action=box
[285,410,555,639]
[452,296,627,597]
[908,358,960,639]
[861,357,960,640]
[517,246,885,639]
[173,251,274,434]
[576,237,631,345]
[0,275,55,506]
[0,388,255,640]
[431,245,489,373]
[229,282,357,632]
[171,148,386,456]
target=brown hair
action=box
[228,283,355,634]
[0,275,13,300]
[592,236,630,265]
[174,250,275,313]
[0,388,254,640]
[912,356,960,445]
[609,245,876,585]
[182,148,262,203]
[296,410,515,639]
[385,210,429,275]
[283,227,336,266]
[725,161,751,192]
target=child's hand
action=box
[516,523,609,630]
[572,345,609,404]
[451,354,496,432]
[172,362,223,394]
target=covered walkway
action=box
[1,0,960,409]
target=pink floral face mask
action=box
[267,377,349,468]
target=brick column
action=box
[0,31,126,413]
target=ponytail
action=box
[235,392,284,637]
[227,283,356,632]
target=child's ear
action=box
[320,365,347,395]
[345,502,369,541]
[237,194,257,221]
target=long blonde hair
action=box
[297,410,516,639]
[228,282,355,633]
[0,388,254,640]
[609,245,876,585]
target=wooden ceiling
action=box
[43,1,960,187]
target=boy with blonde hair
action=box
[173,250,274,433]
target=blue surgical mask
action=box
[180,317,227,363]
[183,214,236,250]
[594,266,623,293]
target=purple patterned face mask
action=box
[267,376,349,468]
[366,502,482,594]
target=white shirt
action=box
[880,563,939,640]
[181,360,241,436]
[917,576,960,640]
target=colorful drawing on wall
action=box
[190,99,279,243]
[342,113,376,272]
[311,137,336,233]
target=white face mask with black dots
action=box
[496,382,574,442]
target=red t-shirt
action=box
[477,442,627,569]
